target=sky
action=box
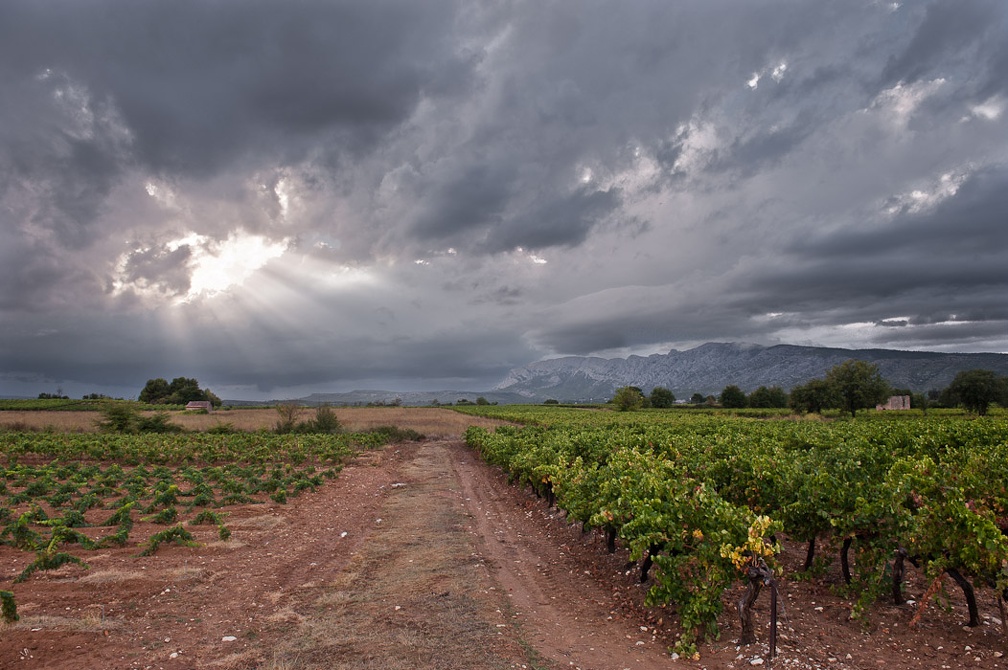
[2,0,1007,400]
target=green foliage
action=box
[96,403,140,432]
[649,386,676,408]
[139,377,221,407]
[719,384,747,409]
[136,411,184,433]
[945,369,1007,415]
[825,359,890,417]
[140,525,197,556]
[1,590,17,623]
[144,506,178,525]
[190,509,224,525]
[305,405,342,433]
[2,513,42,550]
[789,378,838,414]
[15,549,88,583]
[96,404,181,434]
[612,386,646,411]
[463,404,1008,641]
[747,385,788,408]
[274,402,303,433]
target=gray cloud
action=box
[2,0,1007,399]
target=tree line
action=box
[611,360,1008,416]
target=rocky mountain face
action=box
[493,342,1008,403]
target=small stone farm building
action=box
[876,395,911,411]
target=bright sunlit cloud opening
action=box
[184,231,288,302]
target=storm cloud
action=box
[1,0,1006,399]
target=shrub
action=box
[139,525,196,556]
[15,550,88,583]
[1,590,17,623]
[305,405,342,433]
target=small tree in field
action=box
[825,359,889,418]
[748,385,788,408]
[719,385,747,409]
[789,379,837,414]
[649,386,676,408]
[945,369,1005,415]
[612,386,646,411]
[274,403,303,433]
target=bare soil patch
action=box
[2,425,1006,669]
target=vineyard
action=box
[2,404,1008,667]
[461,406,1008,655]
[0,425,402,625]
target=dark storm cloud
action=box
[0,0,465,174]
[2,0,1008,399]
[723,165,1008,338]
[792,165,1008,264]
[484,186,622,252]
[880,0,1001,87]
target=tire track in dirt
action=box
[448,440,673,670]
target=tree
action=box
[824,359,889,418]
[789,379,838,414]
[649,386,676,408]
[690,392,706,405]
[748,385,788,408]
[719,385,748,409]
[167,377,206,404]
[612,386,646,411]
[628,386,651,408]
[945,369,1006,416]
[139,378,171,403]
[139,376,220,407]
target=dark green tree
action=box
[139,378,171,403]
[789,379,837,414]
[824,359,889,418]
[719,385,748,409]
[167,377,205,404]
[748,385,788,408]
[945,369,1006,415]
[612,386,646,411]
[649,386,676,408]
[139,377,220,407]
[690,392,706,405]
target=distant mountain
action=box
[229,389,530,407]
[493,342,1008,403]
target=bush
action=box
[1,590,17,623]
[305,405,342,433]
[274,403,303,434]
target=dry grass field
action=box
[0,406,507,437]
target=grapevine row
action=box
[463,408,1008,651]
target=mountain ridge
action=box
[492,342,1008,402]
